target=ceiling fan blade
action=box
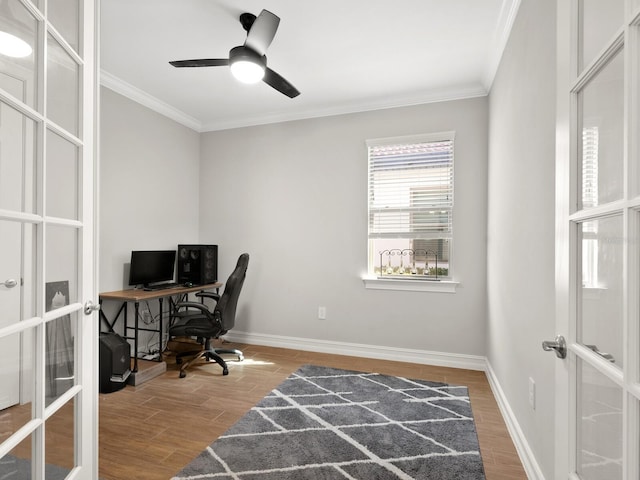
[169,58,229,68]
[263,67,300,98]
[244,9,280,56]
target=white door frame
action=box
[0,0,99,477]
[555,1,640,478]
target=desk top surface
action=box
[99,282,222,302]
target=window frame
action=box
[364,132,457,291]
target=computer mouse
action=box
[183,282,194,288]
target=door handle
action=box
[2,279,18,289]
[542,335,567,359]
[83,301,100,315]
[585,344,615,363]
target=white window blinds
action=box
[367,133,454,240]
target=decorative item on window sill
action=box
[377,249,447,280]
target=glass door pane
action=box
[0,328,33,437]
[579,50,624,209]
[580,0,624,70]
[46,34,79,136]
[0,0,38,109]
[0,433,33,477]
[577,358,623,479]
[45,396,76,473]
[578,215,623,368]
[46,129,79,220]
[48,0,80,53]
[46,226,78,304]
[45,313,76,405]
[0,101,36,213]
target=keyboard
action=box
[143,282,179,291]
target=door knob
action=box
[542,335,567,359]
[2,279,18,289]
[83,301,100,315]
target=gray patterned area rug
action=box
[0,454,70,479]
[172,365,486,479]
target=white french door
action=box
[0,0,98,478]
[556,0,640,478]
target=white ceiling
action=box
[100,0,520,132]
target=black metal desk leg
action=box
[158,297,163,361]
[99,298,110,331]
[133,301,139,373]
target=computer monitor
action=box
[128,250,176,287]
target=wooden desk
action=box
[99,282,222,374]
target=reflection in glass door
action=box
[0,0,98,478]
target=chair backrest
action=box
[214,253,249,332]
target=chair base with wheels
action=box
[175,339,244,377]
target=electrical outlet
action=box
[528,377,536,410]
[318,306,326,320]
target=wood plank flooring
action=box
[97,341,528,479]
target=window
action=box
[367,132,454,280]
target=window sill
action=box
[582,286,606,300]
[362,276,459,293]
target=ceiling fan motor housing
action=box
[229,45,266,69]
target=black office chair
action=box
[169,253,249,377]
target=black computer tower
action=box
[177,244,218,285]
[99,332,131,393]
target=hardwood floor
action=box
[97,341,527,479]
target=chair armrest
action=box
[172,301,210,316]
[195,292,220,302]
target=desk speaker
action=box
[177,244,218,285]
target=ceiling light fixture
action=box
[0,30,32,57]
[229,46,265,84]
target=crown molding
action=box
[200,84,488,132]
[100,70,203,132]
[483,0,523,90]
[100,69,487,134]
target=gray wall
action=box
[199,98,489,358]
[99,87,200,347]
[486,0,556,477]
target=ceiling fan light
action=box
[0,31,32,58]
[229,46,266,84]
[230,59,265,84]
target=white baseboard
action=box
[485,360,545,480]
[224,330,486,371]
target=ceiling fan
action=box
[169,9,300,98]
